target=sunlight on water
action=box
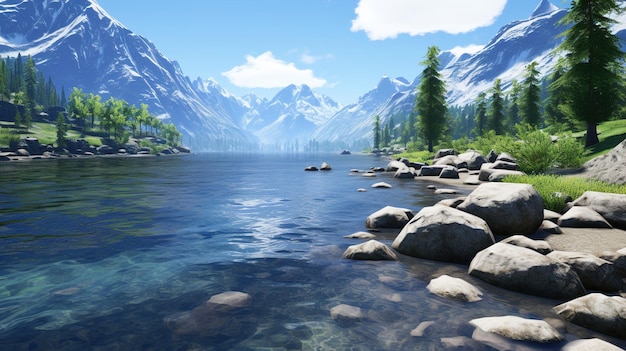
[0,154,624,350]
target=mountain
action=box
[0,0,254,150]
[312,0,568,147]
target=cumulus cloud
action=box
[351,0,508,40]
[222,51,327,88]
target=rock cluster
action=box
[342,159,626,343]
[0,136,189,161]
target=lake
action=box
[0,153,624,350]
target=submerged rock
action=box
[426,275,482,302]
[342,240,397,261]
[554,293,626,338]
[470,316,563,343]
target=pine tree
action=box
[552,0,625,147]
[473,93,488,137]
[488,79,505,135]
[56,113,67,149]
[520,61,542,127]
[373,115,381,150]
[415,46,448,152]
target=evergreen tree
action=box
[552,0,625,147]
[488,79,505,134]
[473,93,488,137]
[520,61,542,127]
[373,115,381,150]
[56,113,67,149]
[545,63,576,132]
[0,59,7,101]
[415,46,448,152]
[506,80,522,132]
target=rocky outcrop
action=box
[562,338,625,351]
[342,240,397,261]
[558,206,613,228]
[581,138,626,185]
[554,293,626,338]
[392,205,495,264]
[468,243,586,300]
[457,183,544,236]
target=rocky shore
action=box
[338,149,626,349]
[0,136,190,161]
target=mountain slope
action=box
[0,0,254,150]
[312,0,567,147]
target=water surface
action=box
[0,153,624,350]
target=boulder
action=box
[394,168,415,179]
[496,152,516,163]
[434,188,458,195]
[500,235,553,255]
[478,167,524,182]
[371,182,391,188]
[457,183,544,236]
[392,205,495,264]
[554,293,626,338]
[468,243,586,300]
[343,231,376,239]
[491,160,519,171]
[426,275,482,302]
[419,165,446,177]
[562,338,625,351]
[439,167,459,179]
[486,150,498,163]
[342,240,397,261]
[207,291,252,308]
[544,209,562,223]
[458,151,488,170]
[539,220,563,234]
[558,206,613,229]
[320,162,332,171]
[547,251,626,292]
[470,316,563,343]
[598,251,626,277]
[568,191,626,230]
[366,206,413,229]
[434,148,456,159]
[386,160,408,172]
[330,304,363,324]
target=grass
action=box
[579,119,626,162]
[0,121,103,148]
[504,174,626,212]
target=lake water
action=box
[0,153,624,350]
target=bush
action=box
[511,129,555,174]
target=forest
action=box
[0,53,182,151]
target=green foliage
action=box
[0,127,20,149]
[488,79,505,134]
[513,127,555,174]
[552,0,625,147]
[504,174,626,212]
[415,46,448,152]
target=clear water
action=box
[0,153,624,350]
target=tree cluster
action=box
[374,0,625,151]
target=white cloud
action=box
[222,51,327,88]
[351,0,508,40]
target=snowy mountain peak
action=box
[531,0,559,18]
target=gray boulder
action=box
[392,205,495,264]
[558,206,613,228]
[547,251,626,292]
[491,160,519,171]
[554,293,626,338]
[478,166,524,182]
[366,205,413,229]
[342,240,397,261]
[385,160,408,172]
[562,338,625,351]
[330,304,363,324]
[343,231,377,239]
[469,243,585,300]
[458,151,488,170]
[457,183,544,236]
[426,275,482,302]
[470,316,563,343]
[419,165,446,177]
[320,162,332,171]
[439,167,459,179]
[500,235,553,255]
[568,191,626,230]
[394,168,415,179]
[496,152,517,163]
[434,148,456,159]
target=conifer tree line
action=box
[374,0,626,152]
[1,54,182,147]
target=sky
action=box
[96,0,567,105]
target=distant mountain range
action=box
[1,0,624,151]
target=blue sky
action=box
[97,0,566,105]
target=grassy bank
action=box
[1,121,103,148]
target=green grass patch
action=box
[582,119,626,162]
[504,174,626,212]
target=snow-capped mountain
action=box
[0,0,254,150]
[243,84,342,145]
[311,76,414,147]
[312,0,568,147]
